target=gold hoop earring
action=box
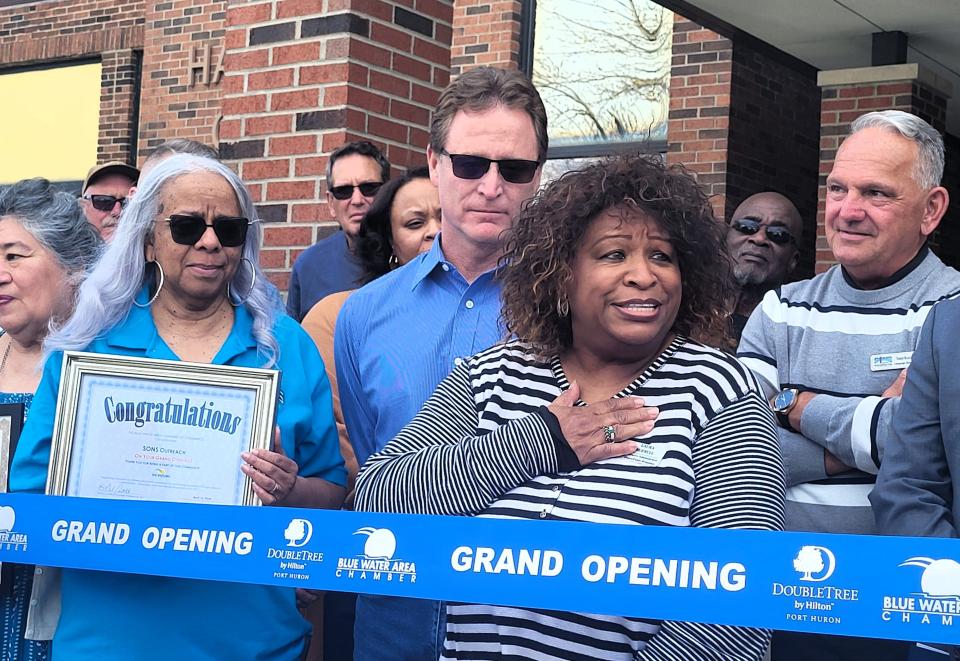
[388,254,399,269]
[556,294,569,318]
[133,261,164,308]
[227,257,257,307]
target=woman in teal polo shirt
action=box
[12,154,346,659]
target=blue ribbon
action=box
[0,493,958,644]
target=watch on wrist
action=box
[772,388,800,431]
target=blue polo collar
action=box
[105,286,257,363]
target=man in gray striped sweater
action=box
[739,110,960,660]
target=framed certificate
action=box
[47,352,279,507]
[0,402,25,494]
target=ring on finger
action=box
[271,482,281,495]
[603,425,616,443]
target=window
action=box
[527,0,672,174]
[0,61,102,187]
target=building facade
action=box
[2,0,957,290]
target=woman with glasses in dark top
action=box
[12,155,346,659]
[302,166,441,496]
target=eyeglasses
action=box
[440,149,540,184]
[82,194,127,212]
[161,214,253,247]
[731,218,796,246]
[329,182,383,200]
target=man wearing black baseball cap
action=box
[80,161,139,241]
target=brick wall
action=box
[137,0,226,160]
[99,50,142,163]
[221,1,453,291]
[727,44,820,279]
[665,15,732,221]
[817,67,949,272]
[0,0,145,166]
[450,0,521,75]
[666,14,821,279]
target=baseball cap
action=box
[82,162,140,194]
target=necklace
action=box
[0,338,10,376]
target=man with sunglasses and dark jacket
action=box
[286,141,390,321]
[79,161,139,242]
[738,110,960,660]
[726,191,803,343]
[336,66,547,661]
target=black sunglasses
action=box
[329,182,383,200]
[162,214,252,247]
[440,149,540,184]
[82,194,127,212]
[731,218,796,246]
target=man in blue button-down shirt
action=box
[335,66,548,660]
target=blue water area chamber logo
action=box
[882,557,960,627]
[335,527,417,583]
[0,506,27,551]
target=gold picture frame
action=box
[47,351,279,507]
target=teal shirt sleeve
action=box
[11,352,64,493]
[275,316,346,487]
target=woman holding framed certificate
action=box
[12,155,346,659]
[0,178,103,661]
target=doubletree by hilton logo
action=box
[793,545,837,582]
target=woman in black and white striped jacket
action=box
[355,153,786,660]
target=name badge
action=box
[870,351,912,372]
[627,442,667,467]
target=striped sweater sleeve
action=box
[800,391,893,474]
[637,392,786,661]
[354,361,562,516]
[738,291,838,484]
[736,292,782,401]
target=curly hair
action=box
[499,153,735,356]
[354,167,431,283]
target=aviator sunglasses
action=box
[161,214,253,247]
[329,182,384,200]
[440,149,540,184]
[82,194,128,212]
[731,218,796,246]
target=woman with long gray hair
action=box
[11,155,346,658]
[0,177,102,661]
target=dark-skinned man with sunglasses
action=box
[286,140,390,321]
[726,191,802,343]
[79,161,139,242]
[738,110,960,660]
[335,67,547,661]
